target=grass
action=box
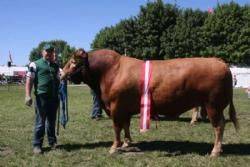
[0,85,249,167]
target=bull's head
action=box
[60,48,89,84]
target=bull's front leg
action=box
[122,116,132,148]
[109,120,122,154]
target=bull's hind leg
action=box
[206,106,225,157]
[190,107,199,125]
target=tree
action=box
[161,8,207,59]
[91,0,179,60]
[237,4,250,65]
[135,0,178,59]
[201,2,248,64]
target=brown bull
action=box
[60,48,238,156]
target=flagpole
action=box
[217,0,220,6]
[7,50,13,91]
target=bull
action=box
[60,48,238,156]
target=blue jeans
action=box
[33,94,59,147]
[91,93,102,118]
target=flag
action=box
[208,7,213,15]
[9,51,13,63]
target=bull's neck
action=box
[85,52,120,92]
[89,52,120,74]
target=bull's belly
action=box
[152,103,195,118]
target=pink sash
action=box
[140,61,152,132]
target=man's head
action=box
[41,44,55,61]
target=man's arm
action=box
[25,77,33,97]
[25,62,36,106]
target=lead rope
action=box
[56,95,60,136]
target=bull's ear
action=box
[76,48,88,58]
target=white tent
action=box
[0,66,28,76]
[230,67,250,88]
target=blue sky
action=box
[0,0,248,66]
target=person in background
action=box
[52,49,68,129]
[246,86,250,99]
[233,74,237,87]
[25,44,59,154]
[90,89,103,120]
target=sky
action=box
[0,0,248,66]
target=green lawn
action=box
[0,85,249,167]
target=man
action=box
[25,44,60,154]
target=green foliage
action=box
[28,40,75,67]
[202,2,249,64]
[162,8,207,59]
[134,0,178,60]
[91,0,250,65]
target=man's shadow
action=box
[47,141,250,156]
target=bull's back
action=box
[150,58,232,116]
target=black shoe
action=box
[91,116,96,119]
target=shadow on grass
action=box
[163,117,210,123]
[136,141,250,156]
[47,140,250,156]
[43,141,112,152]
[132,115,210,123]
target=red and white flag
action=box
[208,7,213,15]
[140,61,152,132]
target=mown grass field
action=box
[0,85,249,167]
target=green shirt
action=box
[34,58,59,97]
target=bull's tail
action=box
[229,98,239,131]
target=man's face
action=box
[42,49,54,61]
[52,51,58,63]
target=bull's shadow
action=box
[53,141,250,156]
[134,115,210,123]
[134,141,250,156]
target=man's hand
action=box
[25,96,32,106]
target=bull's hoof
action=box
[210,151,221,157]
[210,148,223,157]
[190,121,196,125]
[109,147,121,154]
[122,142,130,148]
